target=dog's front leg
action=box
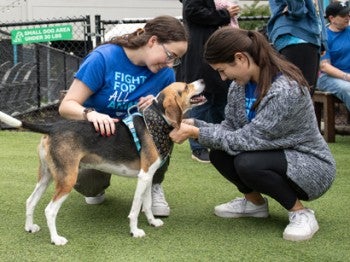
[142,183,164,227]
[128,169,151,238]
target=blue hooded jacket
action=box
[267,0,327,52]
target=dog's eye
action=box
[177,90,182,96]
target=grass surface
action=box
[0,130,349,261]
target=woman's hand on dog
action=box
[182,118,195,126]
[86,110,119,137]
[138,95,154,112]
[86,95,154,136]
[170,119,199,144]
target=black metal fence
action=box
[95,15,270,45]
[0,15,269,127]
[0,16,92,125]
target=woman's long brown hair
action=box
[204,27,309,108]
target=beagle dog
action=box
[0,80,206,245]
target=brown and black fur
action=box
[0,80,206,245]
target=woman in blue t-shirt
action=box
[59,15,188,217]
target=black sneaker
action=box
[191,149,210,163]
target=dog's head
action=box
[156,79,206,128]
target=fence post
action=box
[63,52,67,89]
[35,45,41,108]
[95,15,101,45]
[85,15,92,55]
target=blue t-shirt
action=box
[321,27,350,74]
[245,81,257,122]
[75,44,175,118]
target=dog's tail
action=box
[0,111,52,134]
[0,111,23,128]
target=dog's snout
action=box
[193,79,205,90]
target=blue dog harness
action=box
[122,112,142,152]
[122,102,173,166]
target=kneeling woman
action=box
[170,27,336,241]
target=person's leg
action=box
[233,151,308,209]
[206,91,227,124]
[280,43,320,95]
[209,150,253,194]
[210,149,270,218]
[211,150,319,241]
[189,64,228,162]
[74,169,111,204]
[317,74,350,112]
[151,157,171,217]
[189,102,210,163]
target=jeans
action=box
[189,92,227,151]
[317,73,350,112]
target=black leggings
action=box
[280,43,320,95]
[210,150,308,210]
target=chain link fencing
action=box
[0,15,269,128]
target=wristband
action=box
[83,108,95,120]
[343,73,349,81]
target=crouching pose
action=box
[170,27,336,241]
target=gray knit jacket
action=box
[196,75,336,200]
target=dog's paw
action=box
[130,228,146,238]
[25,224,41,233]
[149,218,164,227]
[51,235,68,246]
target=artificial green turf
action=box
[0,131,349,261]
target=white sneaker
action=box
[85,192,105,205]
[283,208,319,241]
[214,197,269,218]
[151,184,170,217]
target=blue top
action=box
[273,34,307,51]
[75,44,175,118]
[320,26,350,74]
[267,0,327,51]
[245,81,257,122]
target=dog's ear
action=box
[163,95,183,128]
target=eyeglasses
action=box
[161,44,181,67]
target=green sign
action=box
[11,25,73,45]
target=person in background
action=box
[214,0,240,28]
[317,1,350,112]
[267,0,328,94]
[177,0,240,163]
[170,27,336,241]
[59,15,188,217]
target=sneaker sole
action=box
[214,210,269,218]
[85,195,105,205]
[283,224,319,241]
[191,154,210,163]
[152,207,170,217]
